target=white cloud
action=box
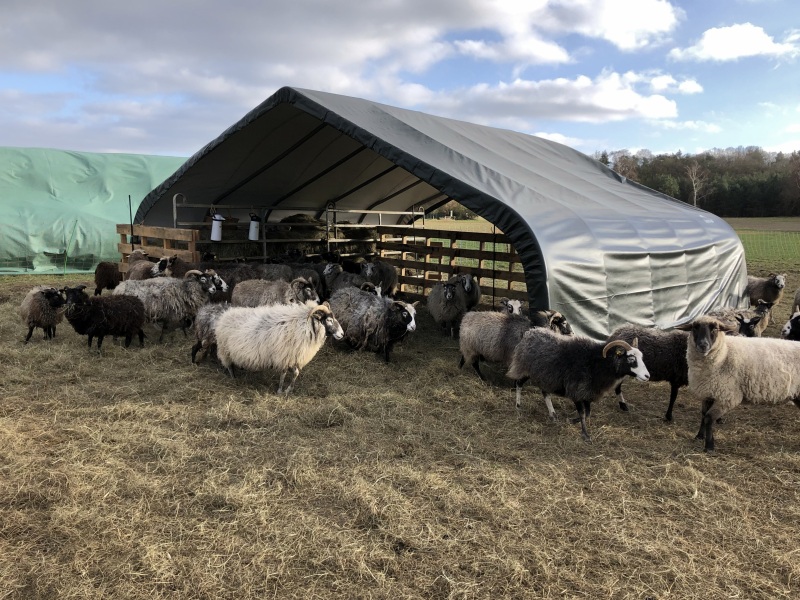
[423,71,678,126]
[669,23,800,61]
[531,131,592,149]
[786,124,800,133]
[536,0,684,51]
[654,120,722,133]
[650,74,703,94]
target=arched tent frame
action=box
[137,86,746,339]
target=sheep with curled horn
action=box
[231,277,319,308]
[506,331,649,442]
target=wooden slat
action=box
[117,243,197,261]
[116,224,199,242]
[378,225,511,245]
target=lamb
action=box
[231,277,319,307]
[606,324,689,422]
[126,256,167,280]
[19,286,66,342]
[191,302,232,364]
[676,315,800,452]
[506,329,649,442]
[329,286,418,362]
[323,263,367,295]
[448,273,482,310]
[61,285,146,351]
[780,306,800,341]
[744,272,786,306]
[458,309,574,384]
[362,260,399,297]
[93,261,123,295]
[531,309,574,336]
[112,269,218,341]
[427,281,467,338]
[215,302,344,395]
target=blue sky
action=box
[1,0,798,158]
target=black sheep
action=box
[93,261,123,295]
[62,285,146,351]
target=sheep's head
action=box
[602,338,649,382]
[498,297,523,315]
[457,273,474,293]
[362,263,375,278]
[676,316,738,356]
[204,269,228,293]
[441,282,457,301]
[292,277,319,304]
[42,287,66,309]
[186,270,217,295]
[311,303,344,339]
[755,299,774,315]
[360,282,379,296]
[61,285,89,306]
[323,263,342,277]
[769,273,786,289]
[546,310,574,336]
[781,305,800,340]
[734,314,762,337]
[392,300,419,333]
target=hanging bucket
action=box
[210,213,226,241]
[248,213,262,241]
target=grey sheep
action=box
[677,315,800,452]
[329,286,419,362]
[113,269,218,341]
[19,286,66,342]
[744,272,786,306]
[458,309,574,388]
[362,260,399,297]
[506,330,649,442]
[94,261,123,295]
[448,273,482,310]
[215,302,344,395]
[191,302,232,363]
[428,281,467,338]
[62,285,146,352]
[231,277,319,307]
[606,324,689,422]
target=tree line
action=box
[599,146,800,217]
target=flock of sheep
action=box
[17,247,800,453]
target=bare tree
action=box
[685,160,711,207]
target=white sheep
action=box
[676,315,800,452]
[215,302,344,396]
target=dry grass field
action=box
[2,221,800,599]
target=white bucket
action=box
[210,213,225,241]
[248,213,261,241]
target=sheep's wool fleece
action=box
[215,303,328,371]
[686,334,800,406]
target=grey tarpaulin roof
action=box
[138,86,747,339]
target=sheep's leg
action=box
[514,377,529,408]
[225,363,236,378]
[664,383,680,422]
[543,392,557,421]
[24,325,35,343]
[283,367,300,396]
[616,382,628,412]
[87,334,94,349]
[191,341,202,363]
[123,333,133,348]
[696,397,714,440]
[96,336,105,353]
[574,400,591,443]
[702,413,715,452]
[471,358,485,382]
[137,329,145,347]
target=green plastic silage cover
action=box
[0,147,186,274]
